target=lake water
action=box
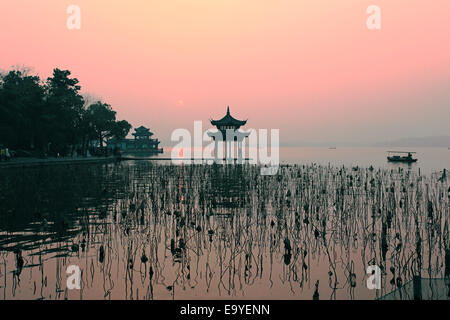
[160,147,450,175]
[279,147,450,175]
[0,148,449,300]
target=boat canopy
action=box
[387,151,417,154]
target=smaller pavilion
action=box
[107,126,163,155]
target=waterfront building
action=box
[208,106,249,161]
[107,126,163,155]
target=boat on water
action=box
[387,151,417,163]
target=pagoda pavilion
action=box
[208,106,250,162]
[107,126,163,155]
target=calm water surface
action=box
[279,147,450,175]
[0,149,449,300]
[160,147,450,174]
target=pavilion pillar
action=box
[237,140,242,164]
[214,138,219,162]
[224,140,228,162]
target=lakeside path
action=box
[0,156,119,169]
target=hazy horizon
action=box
[1,0,450,146]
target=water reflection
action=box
[0,162,448,300]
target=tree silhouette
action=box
[0,67,132,157]
[0,69,45,150]
[45,68,85,154]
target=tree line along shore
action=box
[0,67,132,159]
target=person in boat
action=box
[407,152,412,160]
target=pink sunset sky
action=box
[1,0,449,146]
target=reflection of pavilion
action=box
[208,106,250,162]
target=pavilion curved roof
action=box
[133,126,154,136]
[210,106,247,127]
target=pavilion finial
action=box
[227,106,230,115]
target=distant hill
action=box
[373,136,450,148]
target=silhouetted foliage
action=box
[0,69,45,150]
[0,67,131,156]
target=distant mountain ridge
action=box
[373,136,450,148]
